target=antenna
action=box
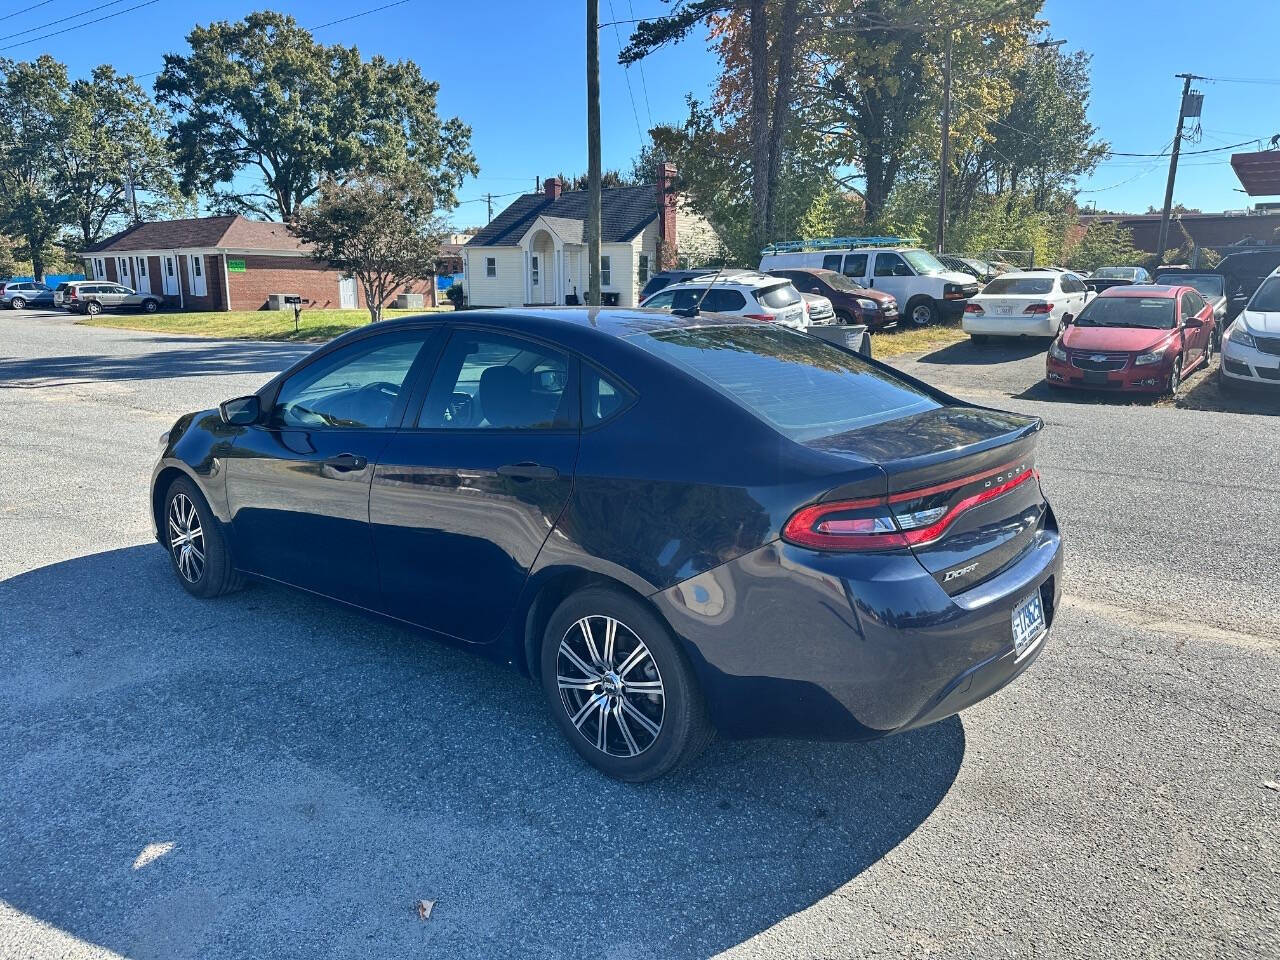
[673,265,727,318]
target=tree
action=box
[552,169,636,191]
[1067,220,1141,273]
[292,173,447,323]
[61,65,181,246]
[156,11,477,220]
[0,56,74,280]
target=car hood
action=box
[1060,324,1175,353]
[852,287,896,304]
[938,270,978,285]
[1241,309,1280,335]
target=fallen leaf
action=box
[415,899,436,922]
[1263,781,1279,792]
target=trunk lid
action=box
[808,405,1047,594]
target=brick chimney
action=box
[656,162,678,268]
[544,176,562,201]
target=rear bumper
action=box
[1045,355,1167,392]
[963,314,1056,337]
[653,508,1063,741]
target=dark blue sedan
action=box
[151,309,1062,781]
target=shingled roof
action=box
[83,215,310,254]
[466,184,658,247]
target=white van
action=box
[759,240,979,326]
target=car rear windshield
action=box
[1093,267,1136,279]
[1157,274,1224,298]
[1249,277,1280,312]
[633,325,940,441]
[1077,296,1175,329]
[982,277,1054,295]
[756,283,801,309]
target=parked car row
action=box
[1,278,163,314]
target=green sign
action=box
[227,258,246,272]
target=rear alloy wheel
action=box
[10,296,25,310]
[541,587,712,781]
[84,301,101,316]
[143,298,159,313]
[164,478,243,598]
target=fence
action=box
[10,273,86,286]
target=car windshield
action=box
[1157,274,1224,298]
[1248,276,1280,312]
[901,249,947,275]
[632,324,940,442]
[1076,296,1175,329]
[1092,267,1137,280]
[982,277,1054,295]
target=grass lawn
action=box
[870,323,968,358]
[79,306,453,342]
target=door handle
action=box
[324,453,367,471]
[496,462,559,481]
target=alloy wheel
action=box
[167,493,206,583]
[11,297,25,310]
[556,615,665,758]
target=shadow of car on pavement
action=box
[917,338,1048,366]
[0,545,964,960]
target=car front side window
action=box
[272,333,429,429]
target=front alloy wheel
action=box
[556,615,665,758]
[10,296,25,310]
[168,492,205,584]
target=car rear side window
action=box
[634,325,940,441]
[756,283,800,309]
[822,254,842,271]
[702,289,746,312]
[582,366,634,426]
[842,253,868,278]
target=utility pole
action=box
[586,0,602,307]
[486,192,493,223]
[935,29,953,255]
[1156,74,1204,263]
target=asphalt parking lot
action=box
[1,309,1277,959]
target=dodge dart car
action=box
[152,309,1063,781]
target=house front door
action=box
[339,276,358,309]
[162,256,179,296]
[134,256,151,295]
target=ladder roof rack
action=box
[760,235,921,256]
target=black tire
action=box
[163,477,243,598]
[905,296,937,327]
[142,298,159,313]
[1166,356,1183,396]
[835,309,855,326]
[84,301,102,316]
[10,296,25,310]
[540,586,713,782]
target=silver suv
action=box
[66,282,161,315]
[640,272,808,329]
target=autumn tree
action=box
[157,11,477,220]
[293,173,447,323]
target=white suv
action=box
[1220,267,1280,391]
[640,273,808,330]
[759,243,979,326]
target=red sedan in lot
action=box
[1044,284,1215,394]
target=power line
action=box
[0,0,54,23]
[605,0,645,146]
[0,0,136,46]
[626,0,653,128]
[1199,75,1280,86]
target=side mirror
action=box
[1061,313,1074,326]
[219,395,261,425]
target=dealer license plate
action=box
[1012,591,1046,658]
[995,305,1013,315]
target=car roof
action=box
[656,272,785,291]
[1097,283,1183,298]
[360,307,764,342]
[985,271,1057,281]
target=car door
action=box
[1180,291,1209,366]
[868,251,914,304]
[370,327,579,643]
[224,327,442,608]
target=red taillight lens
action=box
[1023,302,1052,314]
[782,462,1037,553]
[964,303,984,314]
[744,313,774,322]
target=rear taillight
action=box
[964,303,984,315]
[1023,302,1052,314]
[744,313,774,322]
[782,462,1037,552]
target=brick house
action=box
[462,164,723,308]
[79,215,437,311]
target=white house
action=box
[462,164,722,308]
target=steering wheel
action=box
[444,391,474,426]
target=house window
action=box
[638,254,650,284]
[485,257,496,278]
[531,254,539,285]
[601,255,611,287]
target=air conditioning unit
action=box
[395,293,425,309]
[267,293,301,311]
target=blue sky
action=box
[5,0,1277,224]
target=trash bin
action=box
[809,323,871,358]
